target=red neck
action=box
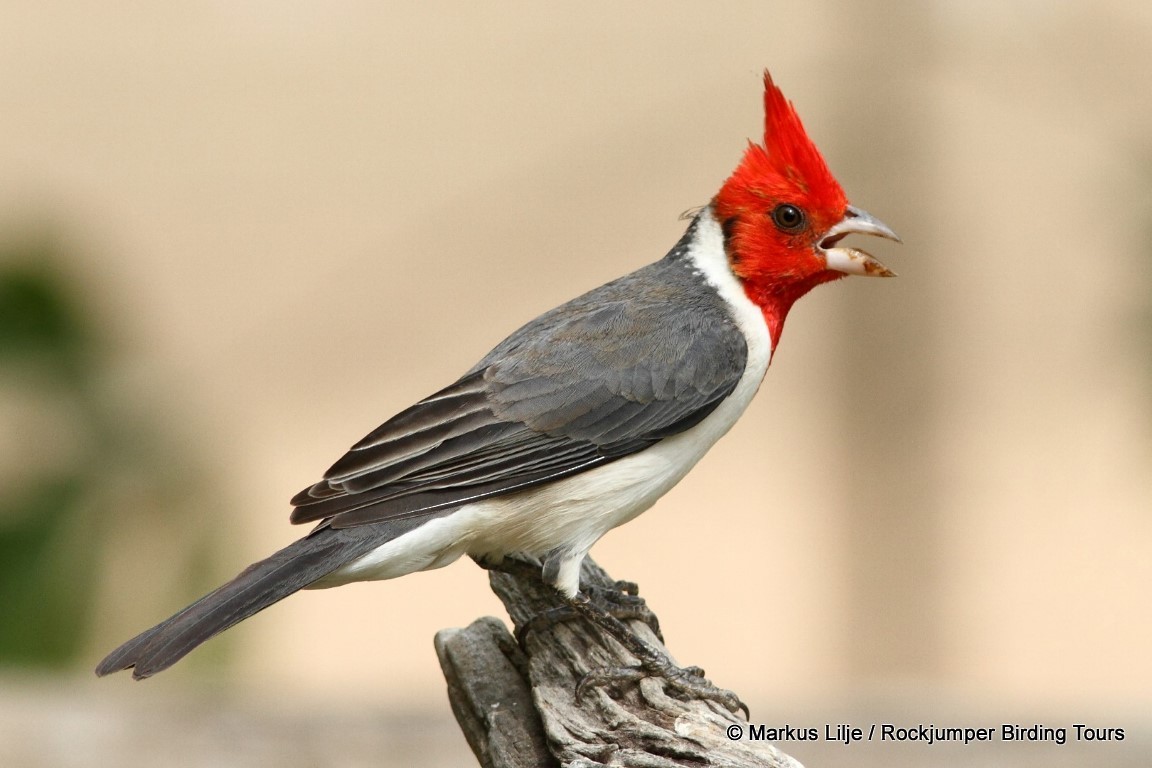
[742,271,844,351]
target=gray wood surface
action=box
[436,558,801,768]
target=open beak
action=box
[820,206,901,277]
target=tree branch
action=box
[435,557,803,768]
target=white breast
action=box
[316,209,772,596]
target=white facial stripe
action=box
[686,208,773,371]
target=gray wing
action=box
[290,257,748,530]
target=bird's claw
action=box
[576,659,748,719]
[514,583,663,647]
[659,665,750,719]
[586,583,663,641]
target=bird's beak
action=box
[819,206,901,277]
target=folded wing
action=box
[290,260,748,530]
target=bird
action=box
[96,71,899,707]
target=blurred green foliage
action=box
[0,476,94,665]
[0,238,222,670]
[0,263,91,375]
[0,253,98,666]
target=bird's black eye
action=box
[771,204,806,233]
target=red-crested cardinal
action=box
[97,72,899,710]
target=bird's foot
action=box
[565,591,748,717]
[472,556,739,713]
[590,581,664,641]
[513,581,662,646]
[576,656,749,718]
[472,555,663,643]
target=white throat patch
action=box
[687,208,773,375]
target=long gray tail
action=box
[95,525,396,679]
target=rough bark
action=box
[435,558,802,768]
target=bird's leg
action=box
[471,555,662,643]
[566,591,749,718]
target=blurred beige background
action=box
[2,1,1151,765]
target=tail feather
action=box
[95,524,404,679]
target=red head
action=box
[713,71,898,348]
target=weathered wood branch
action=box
[435,558,802,768]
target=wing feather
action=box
[290,245,749,529]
